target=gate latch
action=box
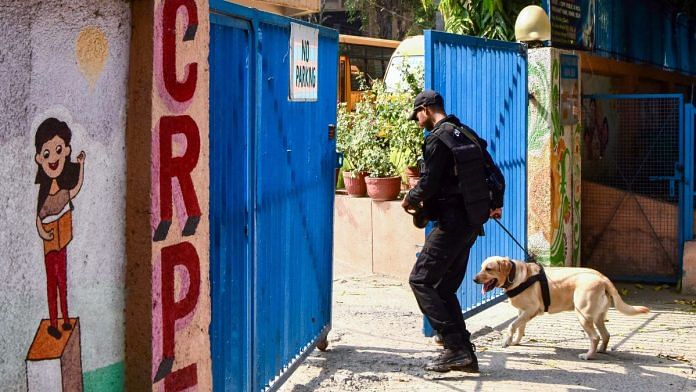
[649,163,684,198]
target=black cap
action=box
[409,89,444,121]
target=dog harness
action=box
[502,262,551,312]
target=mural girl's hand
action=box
[38,226,54,241]
[36,215,54,241]
[77,151,86,164]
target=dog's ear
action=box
[499,257,512,277]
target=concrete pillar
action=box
[682,241,696,294]
[126,0,212,389]
[527,47,582,267]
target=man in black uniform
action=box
[401,90,502,373]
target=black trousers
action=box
[409,211,480,349]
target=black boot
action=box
[460,342,479,373]
[425,346,475,372]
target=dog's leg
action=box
[512,321,528,346]
[503,311,532,347]
[576,310,599,360]
[595,311,610,353]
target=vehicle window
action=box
[384,55,424,92]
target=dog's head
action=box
[473,256,514,294]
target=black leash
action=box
[492,218,535,262]
[492,218,550,312]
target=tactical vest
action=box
[432,124,495,226]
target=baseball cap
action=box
[409,90,444,121]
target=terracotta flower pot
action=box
[405,166,420,178]
[365,176,402,201]
[405,166,420,189]
[343,171,367,197]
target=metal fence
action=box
[581,94,684,282]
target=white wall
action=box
[0,1,130,389]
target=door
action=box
[423,30,528,331]
[209,2,338,390]
[252,11,337,392]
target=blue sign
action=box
[545,0,595,50]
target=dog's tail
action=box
[605,279,650,315]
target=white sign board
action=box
[289,23,318,101]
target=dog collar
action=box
[501,261,516,289]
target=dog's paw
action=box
[502,338,511,348]
[578,353,593,360]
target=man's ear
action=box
[35,153,42,165]
[65,145,71,157]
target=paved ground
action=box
[280,261,696,391]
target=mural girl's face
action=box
[35,135,71,179]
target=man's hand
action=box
[489,208,502,219]
[401,194,412,211]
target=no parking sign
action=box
[289,22,318,101]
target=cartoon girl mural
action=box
[34,117,86,340]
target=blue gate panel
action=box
[210,2,337,390]
[424,31,528,321]
[254,18,337,390]
[210,14,252,392]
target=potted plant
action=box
[392,62,425,188]
[391,108,423,189]
[337,102,369,196]
[337,66,424,198]
[364,142,401,201]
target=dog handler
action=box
[401,90,503,372]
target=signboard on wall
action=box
[560,53,579,125]
[546,0,595,50]
[290,23,318,101]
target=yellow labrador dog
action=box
[473,256,649,360]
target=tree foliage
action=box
[421,0,539,41]
[344,0,435,40]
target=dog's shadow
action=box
[472,347,693,390]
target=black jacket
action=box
[406,115,495,222]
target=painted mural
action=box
[27,115,86,390]
[527,48,581,267]
[150,0,211,390]
[0,1,130,390]
[34,117,86,339]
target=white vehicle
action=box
[383,35,424,92]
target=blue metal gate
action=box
[686,103,696,249]
[422,31,528,334]
[209,2,338,390]
[581,94,690,283]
